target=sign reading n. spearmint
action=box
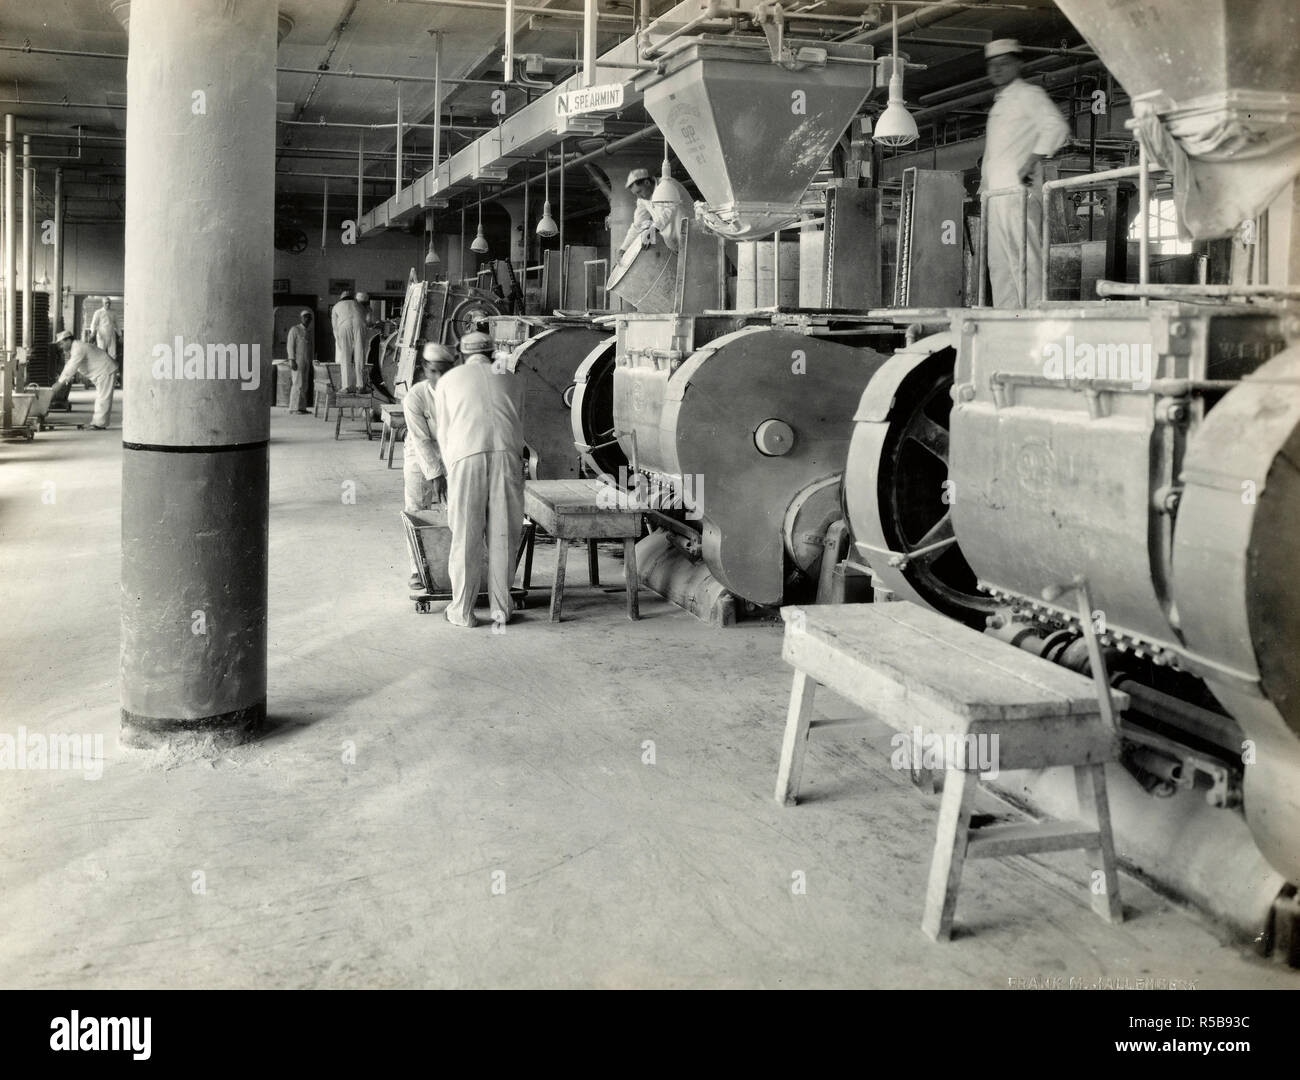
[555,82,625,118]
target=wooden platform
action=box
[523,479,644,622]
[774,601,1127,941]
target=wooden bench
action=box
[522,479,644,622]
[775,601,1127,941]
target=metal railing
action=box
[1039,159,1164,302]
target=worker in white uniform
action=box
[51,329,118,429]
[89,297,119,360]
[616,168,658,259]
[402,343,455,588]
[979,39,1070,307]
[330,290,369,393]
[285,309,314,414]
[433,330,524,628]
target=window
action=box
[1130,195,1191,254]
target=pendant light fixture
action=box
[423,210,440,267]
[873,5,919,148]
[536,148,559,239]
[470,186,490,254]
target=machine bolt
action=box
[754,418,795,456]
[1163,489,1181,512]
[956,383,976,402]
[1170,322,1188,338]
[1164,401,1187,423]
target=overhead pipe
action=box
[4,116,15,432]
[397,0,634,23]
[504,0,515,83]
[0,42,510,88]
[583,0,598,86]
[918,50,1100,107]
[395,86,403,197]
[22,135,33,362]
[433,31,442,175]
[278,118,490,133]
[911,59,1105,123]
[906,35,1094,57]
[357,133,364,223]
[842,1,978,44]
[51,167,63,333]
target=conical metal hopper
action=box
[1056,0,1300,237]
[1056,0,1300,110]
[636,36,875,241]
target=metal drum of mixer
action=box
[487,316,610,481]
[939,302,1299,926]
[610,312,893,615]
[570,335,624,480]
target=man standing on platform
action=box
[979,39,1070,307]
[330,289,368,393]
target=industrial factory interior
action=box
[2,0,1298,1001]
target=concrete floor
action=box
[1,389,1295,989]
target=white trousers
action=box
[987,187,1044,308]
[446,450,523,626]
[287,360,311,411]
[88,359,117,427]
[333,325,367,391]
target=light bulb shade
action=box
[470,223,490,254]
[424,242,440,265]
[873,101,918,147]
[535,199,559,238]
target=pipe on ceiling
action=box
[911,58,1106,123]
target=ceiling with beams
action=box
[0,1,1104,228]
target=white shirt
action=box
[432,356,523,469]
[980,78,1070,193]
[58,340,116,385]
[402,378,444,480]
[286,323,313,366]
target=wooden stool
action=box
[522,479,643,622]
[774,602,1127,942]
[334,392,375,440]
[378,405,406,467]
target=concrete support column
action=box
[496,195,528,273]
[119,0,278,747]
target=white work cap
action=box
[985,39,1023,60]
[300,309,312,317]
[355,291,370,302]
[459,330,492,354]
[55,329,74,343]
[625,168,653,189]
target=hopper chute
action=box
[634,36,875,241]
[1056,0,1300,239]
